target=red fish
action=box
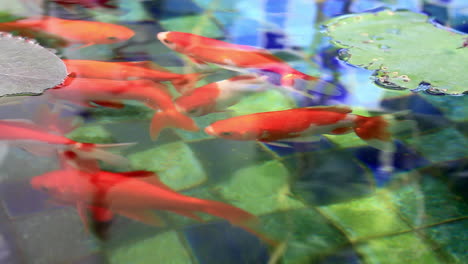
[174,75,268,116]
[63,59,205,93]
[0,119,129,165]
[46,77,198,139]
[52,0,118,9]
[30,169,258,232]
[0,16,134,48]
[157,31,319,88]
[204,106,393,151]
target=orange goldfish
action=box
[30,169,258,231]
[0,119,128,165]
[63,59,205,93]
[175,75,269,116]
[46,77,198,139]
[157,31,319,88]
[0,16,134,48]
[205,106,393,151]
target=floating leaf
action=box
[323,10,468,95]
[0,33,67,97]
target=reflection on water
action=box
[0,0,467,263]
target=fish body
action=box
[157,31,318,87]
[0,16,134,47]
[204,106,392,150]
[30,169,257,227]
[175,75,268,116]
[62,59,204,93]
[47,77,198,139]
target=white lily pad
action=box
[0,33,67,97]
[322,10,468,95]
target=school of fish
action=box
[0,13,397,248]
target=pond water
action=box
[0,0,467,263]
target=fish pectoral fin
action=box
[263,141,294,148]
[187,56,208,65]
[76,202,90,233]
[117,209,165,227]
[91,100,125,108]
[72,42,95,49]
[168,209,204,222]
[304,105,352,114]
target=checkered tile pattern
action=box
[0,0,467,263]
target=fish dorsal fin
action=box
[304,105,352,114]
[119,171,174,191]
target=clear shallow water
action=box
[0,0,467,263]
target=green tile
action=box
[403,128,468,163]
[357,232,441,264]
[259,209,349,264]
[424,95,468,122]
[390,175,468,227]
[229,89,297,116]
[86,101,154,123]
[159,15,223,39]
[424,219,468,264]
[110,231,193,264]
[129,141,207,190]
[318,191,411,241]
[66,124,116,144]
[217,160,306,215]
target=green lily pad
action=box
[0,33,67,97]
[323,10,468,95]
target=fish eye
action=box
[163,39,173,45]
[220,131,233,137]
[107,36,118,40]
[188,108,199,114]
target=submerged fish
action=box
[175,74,269,116]
[0,119,128,165]
[204,106,393,151]
[46,77,198,139]
[0,16,134,48]
[30,169,258,231]
[157,31,319,88]
[63,59,205,93]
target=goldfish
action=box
[174,74,269,116]
[0,16,134,48]
[62,59,205,93]
[46,77,198,139]
[30,168,258,233]
[204,106,394,151]
[0,119,129,165]
[157,31,319,88]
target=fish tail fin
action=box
[354,115,394,151]
[150,110,198,140]
[70,142,134,167]
[197,200,258,226]
[171,72,209,94]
